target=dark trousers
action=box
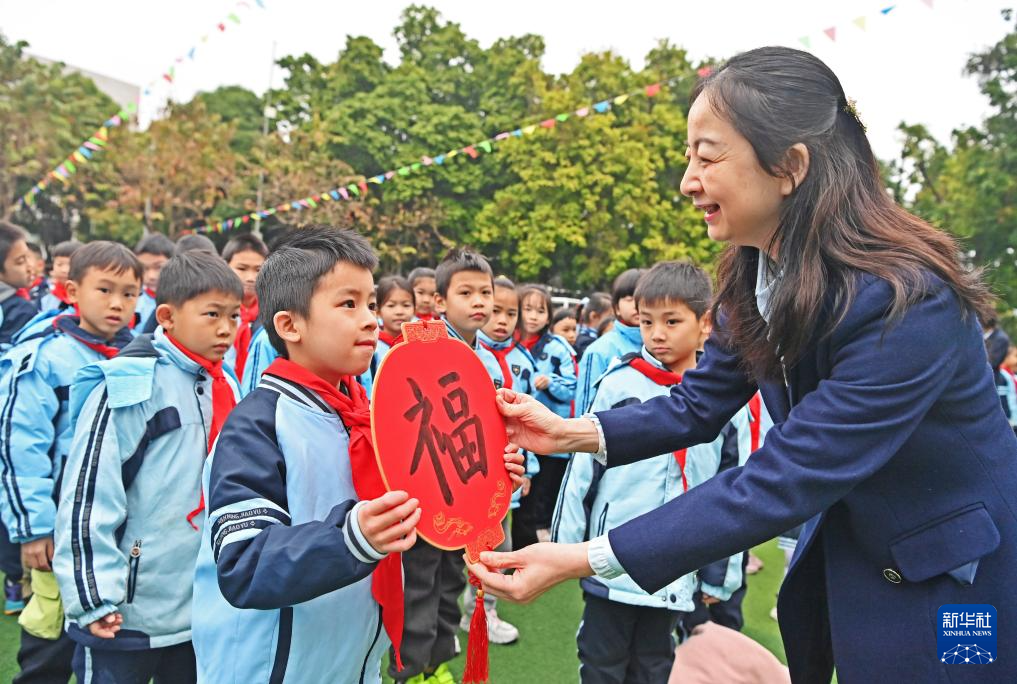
[577,593,680,684]
[71,641,196,684]
[513,455,570,548]
[0,520,23,582]
[13,631,75,684]
[389,538,465,680]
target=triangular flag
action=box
[306,198,318,208]
[522,125,538,135]
[613,94,629,106]
[201,34,209,43]
[511,129,524,137]
[495,132,511,141]
[385,170,396,179]
[242,215,251,223]
[72,151,86,164]
[824,27,836,41]
[218,22,226,31]
[575,107,590,118]
[921,0,933,7]
[446,150,459,159]
[330,190,341,200]
[371,175,386,184]
[79,147,93,159]
[163,73,174,84]
[398,167,410,176]
[799,36,812,49]
[64,160,77,174]
[188,47,196,60]
[411,162,423,171]
[592,101,611,113]
[228,12,242,24]
[358,181,368,194]
[556,113,570,122]
[292,201,303,209]
[540,119,556,129]
[881,5,895,15]
[853,16,866,30]
[434,155,446,165]
[464,146,479,159]
[478,141,492,154]
[349,184,360,197]
[255,0,266,7]
[422,156,433,166]
[645,83,661,97]
[697,66,713,78]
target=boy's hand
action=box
[21,537,53,571]
[88,612,123,639]
[520,477,532,497]
[358,491,421,555]
[701,593,721,606]
[533,375,551,391]
[503,445,527,493]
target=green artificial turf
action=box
[0,540,789,683]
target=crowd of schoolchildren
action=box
[17,216,1017,683]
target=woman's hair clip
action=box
[842,97,866,134]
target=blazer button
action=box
[196,386,205,396]
[883,568,903,584]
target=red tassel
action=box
[462,573,489,683]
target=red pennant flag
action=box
[697,66,713,78]
[824,27,836,41]
[921,0,933,6]
[218,22,226,31]
[645,83,661,97]
[464,146,479,159]
[358,181,369,194]
[540,119,556,129]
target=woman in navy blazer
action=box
[468,47,1017,683]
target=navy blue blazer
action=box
[597,273,1017,683]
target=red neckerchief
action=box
[748,393,762,452]
[54,316,122,359]
[629,357,688,492]
[263,357,405,670]
[15,288,30,301]
[378,331,403,348]
[480,340,514,390]
[415,312,435,321]
[519,334,540,352]
[50,281,70,304]
[232,300,260,381]
[144,287,156,299]
[165,334,238,529]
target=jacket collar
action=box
[54,315,133,349]
[477,330,515,351]
[442,317,479,350]
[613,320,642,346]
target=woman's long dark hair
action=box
[698,47,992,379]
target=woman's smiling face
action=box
[680,94,791,251]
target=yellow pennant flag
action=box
[853,16,866,30]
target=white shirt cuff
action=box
[344,501,387,564]
[582,413,607,465]
[588,534,625,579]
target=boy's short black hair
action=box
[611,269,646,310]
[580,292,611,323]
[633,260,712,318]
[157,251,243,307]
[257,226,378,358]
[0,221,27,267]
[175,233,218,255]
[69,241,143,284]
[51,240,83,260]
[552,307,577,327]
[377,275,414,308]
[493,276,516,291]
[435,248,493,298]
[408,267,436,288]
[26,242,43,257]
[222,233,269,264]
[135,233,176,259]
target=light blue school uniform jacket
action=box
[53,329,240,650]
[191,373,390,684]
[553,347,750,610]
[574,321,642,415]
[528,331,578,458]
[477,331,541,505]
[135,290,157,333]
[0,317,133,543]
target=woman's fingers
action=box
[465,557,518,598]
[478,549,525,570]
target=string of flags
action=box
[195,77,684,234]
[21,104,136,206]
[20,1,266,208]
[797,0,936,49]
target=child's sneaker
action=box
[485,609,519,645]
[428,663,456,684]
[4,577,25,615]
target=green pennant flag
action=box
[349,184,360,197]
[398,167,410,176]
[64,160,77,174]
[556,113,570,123]
[411,162,423,171]
[478,140,493,153]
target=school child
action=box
[222,233,268,381]
[52,251,244,683]
[393,248,504,684]
[0,221,39,348]
[174,233,218,255]
[514,285,579,547]
[38,241,82,315]
[191,227,425,683]
[553,261,749,684]
[574,292,611,359]
[551,306,579,348]
[466,276,541,645]
[133,233,176,333]
[25,243,48,306]
[370,275,415,383]
[0,242,141,683]
[408,267,437,321]
[574,269,645,415]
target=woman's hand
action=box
[464,542,594,604]
[496,389,600,455]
